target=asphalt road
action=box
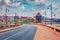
[0,25,37,40]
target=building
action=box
[35,12,42,23]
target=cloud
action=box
[53,8,60,18]
[0,0,20,8]
[48,3,59,8]
[0,0,5,6]
[0,0,9,8]
[4,0,10,4]
[5,0,20,7]
[0,0,6,9]
[0,0,2,2]
[20,5,25,9]
[55,8,60,14]
[7,2,20,7]
[33,0,46,4]
[25,0,46,4]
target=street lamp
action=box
[50,4,53,25]
[5,7,8,26]
[45,11,46,24]
[47,4,53,25]
[49,4,56,25]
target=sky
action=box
[0,0,60,19]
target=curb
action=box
[41,24,60,33]
[0,26,21,33]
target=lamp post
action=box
[50,4,53,25]
[5,7,8,26]
[47,4,53,25]
[45,11,46,24]
[5,6,9,27]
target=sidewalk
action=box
[40,24,60,33]
[0,25,22,33]
[32,24,60,40]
